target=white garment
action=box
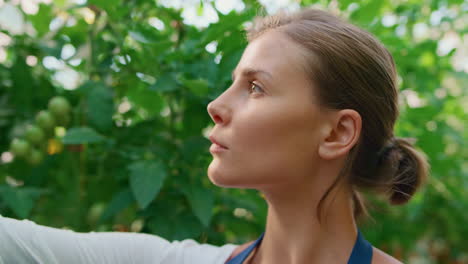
[0,215,237,264]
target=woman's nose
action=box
[207,99,231,125]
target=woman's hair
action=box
[246,9,429,218]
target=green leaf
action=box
[88,0,120,12]
[181,136,210,161]
[448,0,464,4]
[350,0,385,24]
[218,50,243,83]
[0,185,42,219]
[147,205,204,240]
[86,83,114,132]
[129,30,156,44]
[180,78,210,97]
[126,83,164,115]
[10,57,35,113]
[197,1,204,16]
[337,0,355,10]
[99,188,134,222]
[149,74,178,92]
[28,4,53,37]
[172,213,204,240]
[62,127,105,144]
[184,183,214,227]
[128,160,167,209]
[128,25,174,53]
[201,9,255,45]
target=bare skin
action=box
[228,242,403,264]
[208,30,401,264]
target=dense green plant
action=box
[0,0,466,263]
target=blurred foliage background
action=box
[0,0,466,263]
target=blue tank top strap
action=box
[226,233,264,264]
[226,230,373,264]
[348,230,373,264]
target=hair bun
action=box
[377,137,429,205]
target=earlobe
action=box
[318,109,362,160]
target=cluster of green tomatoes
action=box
[9,96,71,165]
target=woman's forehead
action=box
[237,30,307,81]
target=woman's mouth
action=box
[209,135,229,153]
[210,143,228,153]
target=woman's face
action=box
[207,30,329,189]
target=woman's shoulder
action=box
[372,247,403,264]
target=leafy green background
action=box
[0,0,466,263]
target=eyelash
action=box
[248,81,264,94]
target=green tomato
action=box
[25,125,45,145]
[36,110,56,131]
[10,138,31,157]
[27,148,44,166]
[48,96,71,118]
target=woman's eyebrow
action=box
[231,67,273,81]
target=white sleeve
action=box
[0,215,237,264]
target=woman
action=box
[209,8,429,264]
[0,8,428,264]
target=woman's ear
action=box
[318,109,362,160]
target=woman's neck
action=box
[251,182,358,264]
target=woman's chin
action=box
[207,168,230,187]
[207,163,238,188]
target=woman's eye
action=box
[249,82,264,94]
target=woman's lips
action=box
[210,143,228,153]
[209,135,228,153]
[209,135,228,149]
